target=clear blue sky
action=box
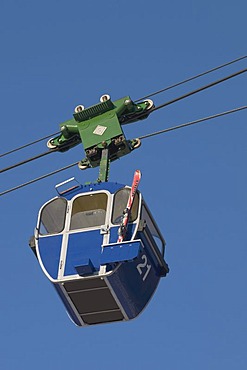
[0,1,246,369]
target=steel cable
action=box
[0,162,78,196]
[1,55,245,160]
[0,105,245,196]
[135,55,247,102]
[0,149,58,174]
[1,68,246,175]
[149,68,247,114]
[0,132,60,158]
[139,106,247,140]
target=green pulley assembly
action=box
[47,94,153,182]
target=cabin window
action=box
[141,204,164,255]
[39,198,67,235]
[70,193,108,230]
[112,188,139,225]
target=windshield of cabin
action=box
[70,193,108,230]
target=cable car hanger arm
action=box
[47,95,153,174]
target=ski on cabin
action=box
[117,169,141,243]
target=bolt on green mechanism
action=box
[47,94,153,182]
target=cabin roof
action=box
[56,181,126,200]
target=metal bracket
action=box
[47,95,153,180]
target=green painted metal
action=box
[98,148,110,183]
[48,95,152,177]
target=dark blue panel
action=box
[107,248,160,319]
[137,230,168,276]
[38,235,63,279]
[75,259,95,276]
[64,231,103,276]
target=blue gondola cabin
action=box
[30,178,169,326]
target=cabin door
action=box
[59,192,110,278]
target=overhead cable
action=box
[135,55,247,102]
[139,105,247,140]
[0,149,57,174]
[150,68,247,113]
[0,106,245,197]
[0,132,60,158]
[1,56,245,160]
[0,162,78,196]
[1,69,246,175]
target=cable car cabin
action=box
[31,179,169,326]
